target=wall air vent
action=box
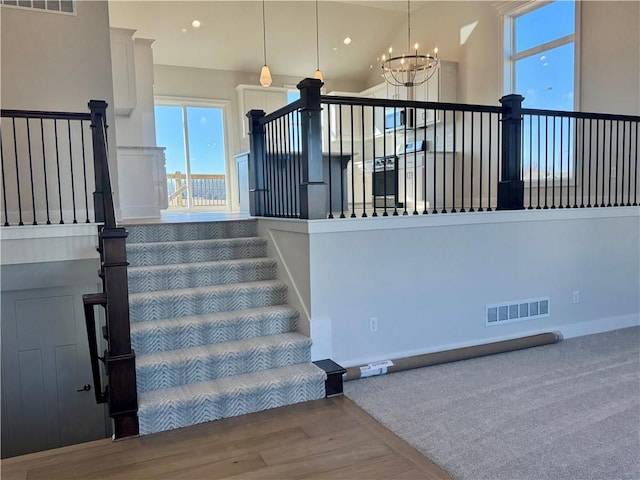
[486,297,550,326]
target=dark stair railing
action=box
[82,100,138,438]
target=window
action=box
[504,1,578,183]
[1,0,74,14]
[504,1,576,110]
[155,103,229,209]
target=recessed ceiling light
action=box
[333,47,338,51]
[343,37,352,45]
[191,20,201,28]
[181,28,188,33]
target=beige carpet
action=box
[345,327,640,480]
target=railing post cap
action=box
[88,100,108,110]
[247,109,266,119]
[297,78,324,90]
[499,94,524,105]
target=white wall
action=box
[1,1,121,215]
[259,208,639,366]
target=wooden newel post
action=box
[497,94,525,210]
[297,78,327,219]
[247,109,266,216]
[88,99,139,438]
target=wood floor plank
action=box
[1,397,452,480]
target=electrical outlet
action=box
[572,291,580,304]
[369,317,378,333]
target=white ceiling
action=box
[108,1,429,82]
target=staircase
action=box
[125,219,326,435]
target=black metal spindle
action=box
[595,119,601,207]
[441,110,447,214]
[528,115,533,209]
[609,120,624,207]
[551,116,556,208]
[460,111,466,213]
[325,108,334,218]
[53,119,64,223]
[478,112,483,211]
[40,119,52,224]
[469,112,474,212]
[421,110,428,214]
[559,117,564,208]
[80,120,90,222]
[360,106,367,217]
[11,118,24,225]
[634,121,639,206]
[587,119,593,207]
[536,115,541,209]
[432,111,438,214]
[67,119,78,223]
[371,105,378,217]
[25,119,37,224]
[624,121,631,206]
[350,104,356,218]
[392,113,399,216]
[486,113,491,212]
[338,105,345,218]
[0,134,8,226]
[543,116,549,209]
[607,120,613,207]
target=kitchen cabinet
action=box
[236,85,289,140]
[415,61,458,126]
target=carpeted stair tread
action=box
[129,280,288,323]
[131,305,299,354]
[126,220,258,244]
[136,332,312,392]
[127,237,267,267]
[128,258,278,294]
[137,362,327,435]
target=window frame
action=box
[154,96,235,211]
[502,0,581,111]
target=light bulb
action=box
[314,69,324,82]
[434,47,439,56]
[260,65,272,87]
[414,43,419,50]
[388,47,393,54]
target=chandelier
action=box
[380,0,439,88]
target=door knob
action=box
[76,384,92,392]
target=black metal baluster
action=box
[383,106,389,216]
[634,121,639,206]
[469,112,474,212]
[497,112,502,211]
[587,119,593,207]
[11,118,24,225]
[392,112,399,216]
[41,119,52,224]
[26,119,37,224]
[432,110,438,214]
[536,115,541,209]
[607,120,613,207]
[422,109,428,214]
[486,112,491,212]
[551,116,556,208]
[350,104,356,218]
[478,112,483,212]
[54,119,64,223]
[361,106,367,217]
[441,110,447,214]
[372,105,378,217]
[528,115,533,209]
[620,121,627,206]
[609,120,624,207]
[543,115,549,209]
[265,124,272,215]
[67,119,78,223]
[595,119,601,207]
[460,110,466,213]
[326,107,334,219]
[81,120,90,222]
[559,117,564,208]
[624,121,631,206]
[339,105,346,218]
[0,133,8,225]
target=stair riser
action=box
[128,262,277,294]
[126,220,258,244]
[136,343,312,392]
[132,313,298,355]
[138,378,325,435]
[127,241,267,267]
[130,286,288,323]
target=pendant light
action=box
[259,0,272,87]
[313,0,323,81]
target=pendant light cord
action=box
[407,0,411,54]
[262,0,267,65]
[315,0,320,71]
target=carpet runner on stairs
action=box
[125,219,326,435]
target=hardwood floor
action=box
[1,397,452,480]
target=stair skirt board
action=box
[124,221,326,436]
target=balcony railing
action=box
[166,171,226,208]
[247,79,638,219]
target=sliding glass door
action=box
[155,102,228,209]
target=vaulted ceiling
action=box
[108,1,429,82]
